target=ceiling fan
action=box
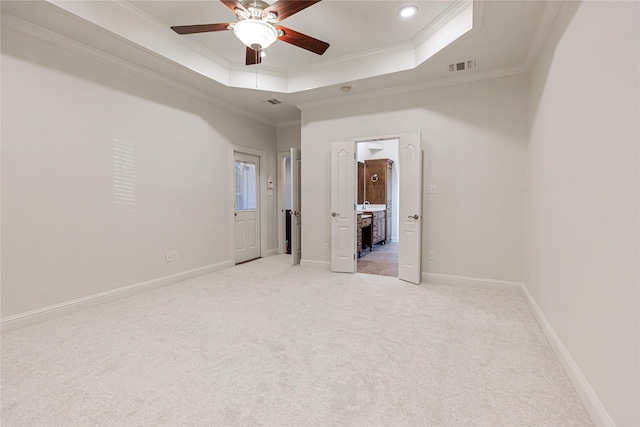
[171,0,330,66]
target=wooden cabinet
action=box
[371,211,386,245]
[357,161,365,204]
[364,158,393,243]
[357,213,373,256]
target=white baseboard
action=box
[266,248,279,257]
[521,285,614,426]
[300,259,331,270]
[0,260,234,332]
[423,272,522,291]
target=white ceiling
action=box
[1,0,555,125]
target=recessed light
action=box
[399,5,417,18]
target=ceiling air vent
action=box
[265,98,282,105]
[448,59,476,72]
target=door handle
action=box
[291,210,299,216]
[331,212,339,217]
[408,214,419,220]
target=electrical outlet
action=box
[324,243,329,251]
[427,184,436,194]
[428,251,435,260]
[172,251,178,261]
[166,252,172,263]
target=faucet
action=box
[362,201,370,209]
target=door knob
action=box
[292,210,299,216]
[408,214,419,220]
[331,212,339,217]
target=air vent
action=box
[448,59,476,72]
[265,98,282,105]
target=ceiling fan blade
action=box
[264,0,322,22]
[171,23,232,35]
[220,0,248,16]
[246,47,262,65]
[275,26,329,55]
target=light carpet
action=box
[1,255,593,426]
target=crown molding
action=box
[104,0,231,69]
[413,0,473,46]
[287,41,415,78]
[2,13,276,126]
[297,63,528,112]
[524,0,563,68]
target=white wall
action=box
[526,1,639,425]
[1,27,277,319]
[301,73,528,281]
[276,121,301,152]
[357,139,399,241]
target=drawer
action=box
[361,217,371,227]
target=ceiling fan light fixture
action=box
[233,19,278,51]
[399,5,418,18]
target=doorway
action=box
[356,139,399,277]
[277,148,301,266]
[330,134,422,284]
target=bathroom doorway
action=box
[356,139,399,277]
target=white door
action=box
[331,141,356,272]
[398,133,423,284]
[291,148,302,265]
[234,152,261,264]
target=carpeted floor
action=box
[1,255,593,426]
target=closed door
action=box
[235,153,261,264]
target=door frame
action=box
[345,131,422,279]
[229,145,268,263]
[277,151,289,254]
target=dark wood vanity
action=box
[357,158,393,256]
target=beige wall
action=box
[300,73,528,281]
[526,1,639,424]
[1,27,278,318]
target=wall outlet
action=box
[427,184,436,194]
[166,252,172,263]
[172,251,178,261]
[428,251,435,260]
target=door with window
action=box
[235,153,261,263]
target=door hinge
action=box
[354,254,356,260]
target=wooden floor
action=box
[357,242,398,277]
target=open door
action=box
[331,141,356,272]
[290,148,302,265]
[398,133,422,284]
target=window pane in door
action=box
[235,161,256,210]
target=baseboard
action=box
[266,248,279,257]
[391,237,399,243]
[0,260,234,332]
[521,285,614,426]
[300,259,331,270]
[423,272,522,292]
